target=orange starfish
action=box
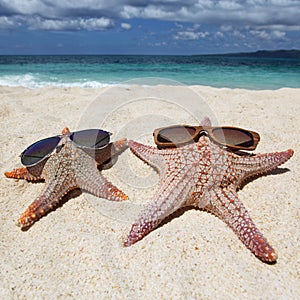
[5,128,128,228]
[125,137,293,263]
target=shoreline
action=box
[2,80,300,88]
[1,81,300,91]
[0,84,299,298]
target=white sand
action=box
[0,85,299,299]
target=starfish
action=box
[124,136,293,262]
[5,128,128,228]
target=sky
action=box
[0,0,299,55]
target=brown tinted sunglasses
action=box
[153,125,260,151]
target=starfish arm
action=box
[200,116,212,126]
[109,138,128,158]
[77,172,128,201]
[234,149,293,184]
[17,178,77,228]
[74,154,128,201]
[124,177,194,247]
[129,140,168,172]
[203,187,277,262]
[4,165,44,181]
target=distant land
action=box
[216,49,300,58]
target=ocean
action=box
[0,55,299,90]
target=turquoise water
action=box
[0,55,299,89]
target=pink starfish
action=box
[124,135,293,263]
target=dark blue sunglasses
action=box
[21,129,111,167]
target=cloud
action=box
[174,30,209,40]
[272,30,286,39]
[250,29,287,40]
[121,22,131,30]
[0,16,21,29]
[173,23,209,40]
[215,31,224,38]
[232,30,245,39]
[0,0,299,34]
[28,17,114,31]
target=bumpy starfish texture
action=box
[5,128,128,228]
[125,137,293,263]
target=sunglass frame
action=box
[20,129,111,167]
[153,125,260,151]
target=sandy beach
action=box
[0,84,299,299]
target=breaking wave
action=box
[0,73,115,89]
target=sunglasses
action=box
[153,125,260,151]
[21,129,111,167]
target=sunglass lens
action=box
[70,129,110,149]
[157,126,196,144]
[212,128,254,148]
[21,136,61,166]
